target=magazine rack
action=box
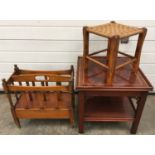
[2,65,74,127]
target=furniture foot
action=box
[78,92,85,133]
[79,125,84,133]
[130,129,137,134]
[69,110,75,128]
[130,93,147,134]
[11,108,21,128]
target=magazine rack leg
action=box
[11,107,21,128]
[69,107,75,128]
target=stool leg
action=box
[106,36,119,85]
[106,39,111,65]
[83,26,89,73]
[133,28,147,73]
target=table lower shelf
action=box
[84,96,135,122]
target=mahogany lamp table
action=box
[76,56,153,134]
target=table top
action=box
[76,57,153,91]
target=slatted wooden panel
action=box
[0,20,155,90]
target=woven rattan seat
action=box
[83,21,147,85]
[87,22,143,39]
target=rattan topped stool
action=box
[83,21,147,85]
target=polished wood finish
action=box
[85,97,135,122]
[76,57,153,134]
[106,36,119,84]
[15,93,71,119]
[2,65,74,128]
[133,28,147,73]
[83,26,89,71]
[83,21,147,85]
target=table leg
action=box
[78,92,85,133]
[130,92,147,134]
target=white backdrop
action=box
[0,20,154,91]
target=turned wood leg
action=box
[106,36,119,85]
[83,26,89,74]
[133,28,147,73]
[78,92,85,133]
[69,107,75,128]
[11,107,21,128]
[130,92,147,134]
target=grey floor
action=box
[0,94,154,135]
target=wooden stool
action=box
[2,65,75,128]
[83,21,147,85]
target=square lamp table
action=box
[76,56,153,134]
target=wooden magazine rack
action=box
[2,65,74,127]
